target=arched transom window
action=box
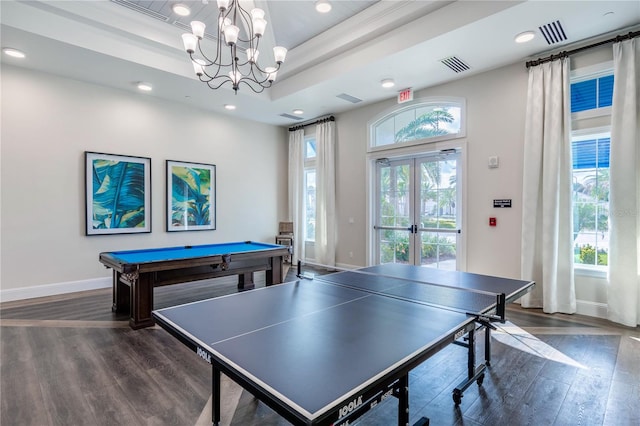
[369,97,466,151]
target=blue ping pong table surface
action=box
[153,264,534,426]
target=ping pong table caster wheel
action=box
[476,374,485,386]
[452,389,462,405]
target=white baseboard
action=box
[0,277,111,303]
[576,299,608,319]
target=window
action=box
[369,98,465,151]
[304,137,316,242]
[570,66,612,270]
[572,132,610,267]
[571,75,613,113]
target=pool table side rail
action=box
[99,243,290,274]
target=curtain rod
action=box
[288,115,335,132]
[526,30,640,68]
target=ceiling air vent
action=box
[280,113,303,120]
[539,20,568,45]
[110,0,170,22]
[440,56,470,73]
[336,93,363,104]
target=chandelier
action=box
[181,0,287,94]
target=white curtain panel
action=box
[315,120,336,267]
[520,58,576,313]
[607,38,640,327]
[288,129,305,263]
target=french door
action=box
[373,151,461,269]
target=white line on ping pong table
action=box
[307,271,502,318]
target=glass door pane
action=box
[375,159,415,264]
[373,152,461,269]
[417,155,459,270]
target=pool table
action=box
[99,241,290,329]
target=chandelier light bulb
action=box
[218,17,231,29]
[273,46,287,63]
[216,0,230,11]
[190,21,206,39]
[182,33,198,53]
[192,61,204,76]
[229,70,241,84]
[250,8,265,20]
[223,25,240,45]
[265,67,278,82]
[246,48,259,63]
[253,18,267,37]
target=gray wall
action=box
[1,65,287,298]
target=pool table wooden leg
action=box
[129,272,155,329]
[237,273,255,291]
[111,271,130,313]
[265,256,283,286]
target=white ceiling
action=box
[1,1,639,126]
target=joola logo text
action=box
[339,395,363,419]
[196,347,211,364]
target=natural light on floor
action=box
[492,322,588,369]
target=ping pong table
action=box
[153,263,534,426]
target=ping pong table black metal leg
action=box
[452,327,486,405]
[485,325,492,366]
[398,374,409,426]
[212,365,221,426]
[467,328,476,382]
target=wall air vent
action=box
[539,20,568,45]
[280,113,304,120]
[110,0,170,22]
[440,56,470,73]
[336,93,363,104]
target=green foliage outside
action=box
[395,109,455,142]
[574,244,608,266]
[381,232,455,264]
[572,168,610,267]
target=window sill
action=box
[574,265,607,279]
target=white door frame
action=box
[366,139,467,270]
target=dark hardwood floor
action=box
[1,267,638,426]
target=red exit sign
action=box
[397,88,413,104]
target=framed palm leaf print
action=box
[166,160,216,232]
[85,152,151,235]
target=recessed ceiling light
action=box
[137,82,153,91]
[515,31,535,43]
[172,3,191,17]
[2,48,26,59]
[224,104,236,110]
[381,79,395,88]
[293,109,304,115]
[315,0,332,13]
